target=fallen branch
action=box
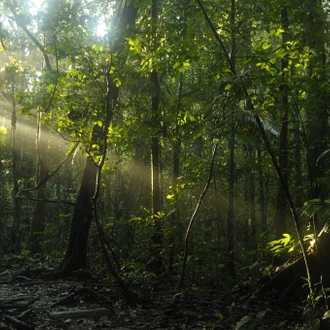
[49,308,110,320]
[0,313,33,330]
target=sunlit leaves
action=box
[173,59,190,73]
[0,57,26,87]
[0,125,7,146]
[268,233,297,256]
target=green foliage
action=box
[121,260,157,290]
[302,279,330,330]
[234,309,269,330]
[300,199,330,222]
[1,3,330,327]
[0,125,7,145]
[268,233,298,256]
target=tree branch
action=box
[8,5,52,72]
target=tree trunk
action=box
[226,0,236,279]
[149,0,163,273]
[227,122,236,278]
[274,6,289,240]
[28,113,47,254]
[59,151,97,271]
[10,83,21,253]
[293,114,303,207]
[305,0,328,231]
[257,146,267,237]
[248,146,257,253]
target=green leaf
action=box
[234,316,252,330]
[323,310,330,319]
[166,194,175,199]
[262,43,272,50]
[0,126,7,136]
[256,309,268,320]
[310,318,320,330]
[282,233,291,246]
[317,149,330,165]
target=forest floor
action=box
[0,268,312,330]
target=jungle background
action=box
[1,0,330,328]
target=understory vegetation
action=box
[1,0,330,328]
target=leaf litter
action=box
[0,269,311,329]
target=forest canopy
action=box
[1,0,330,323]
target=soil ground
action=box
[0,268,311,329]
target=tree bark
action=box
[59,152,97,271]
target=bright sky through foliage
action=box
[96,16,107,37]
[29,0,108,36]
[29,0,43,15]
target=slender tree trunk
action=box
[27,113,48,253]
[10,83,21,252]
[168,70,183,271]
[150,75,163,272]
[243,185,249,251]
[226,0,236,279]
[293,113,303,207]
[248,147,257,252]
[227,122,236,278]
[257,146,267,238]
[149,0,163,273]
[274,6,289,240]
